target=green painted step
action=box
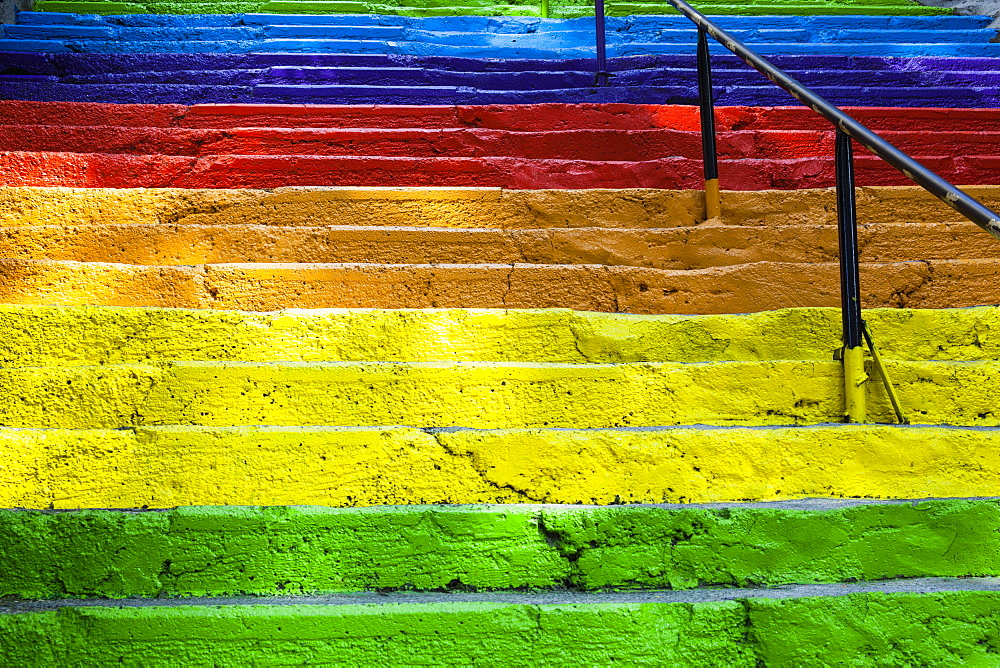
[31,0,947,14]
[1,358,997,428]
[4,306,999,367]
[1,501,997,599]
[1,585,999,665]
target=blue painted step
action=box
[2,13,997,58]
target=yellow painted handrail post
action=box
[540,0,549,18]
[842,345,867,423]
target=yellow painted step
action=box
[0,359,995,429]
[2,424,998,509]
[4,305,999,366]
[0,258,997,313]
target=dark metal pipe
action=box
[660,0,1000,240]
[835,130,863,352]
[594,0,609,86]
[836,130,866,422]
[697,26,720,218]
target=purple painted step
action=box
[2,52,1000,107]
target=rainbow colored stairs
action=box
[1,0,1000,663]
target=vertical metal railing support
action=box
[594,0,609,86]
[540,0,549,18]
[696,27,721,219]
[835,129,867,423]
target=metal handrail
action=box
[592,0,1000,423]
[667,0,1000,239]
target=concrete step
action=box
[3,100,997,132]
[3,149,998,189]
[3,185,998,229]
[6,54,1000,106]
[6,125,999,161]
[3,424,1000,507]
[0,357,996,428]
[2,221,998,268]
[8,52,999,80]
[22,0,949,14]
[19,11,982,26]
[1,501,998,597]
[6,22,992,45]
[0,582,998,664]
[0,257,997,312]
[3,304,999,366]
[4,37,994,58]
[5,79,999,107]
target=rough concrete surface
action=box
[0,257,997,313]
[4,185,999,230]
[1,500,998,598]
[0,589,998,665]
[3,577,998,611]
[2,304,999,367]
[0,358,997,428]
[2,424,1000,508]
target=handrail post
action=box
[540,0,548,18]
[697,26,721,220]
[594,0,609,86]
[835,129,867,423]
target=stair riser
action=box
[5,100,1000,132]
[6,186,999,230]
[8,52,1000,79]
[3,592,997,666]
[3,152,999,189]
[7,81,1000,107]
[6,24,993,45]
[4,304,999,366]
[0,258,996,314]
[17,12,985,29]
[4,426,1000,507]
[3,38,995,58]
[5,127,995,160]
[1,222,995,267]
[1,501,997,597]
[0,358,995,428]
[8,85,1000,109]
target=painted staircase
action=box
[2,0,1000,662]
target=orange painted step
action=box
[1,222,997,269]
[0,258,995,314]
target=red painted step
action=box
[3,101,998,132]
[3,101,997,190]
[3,126,997,161]
[4,151,987,190]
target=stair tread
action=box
[4,577,1000,610]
